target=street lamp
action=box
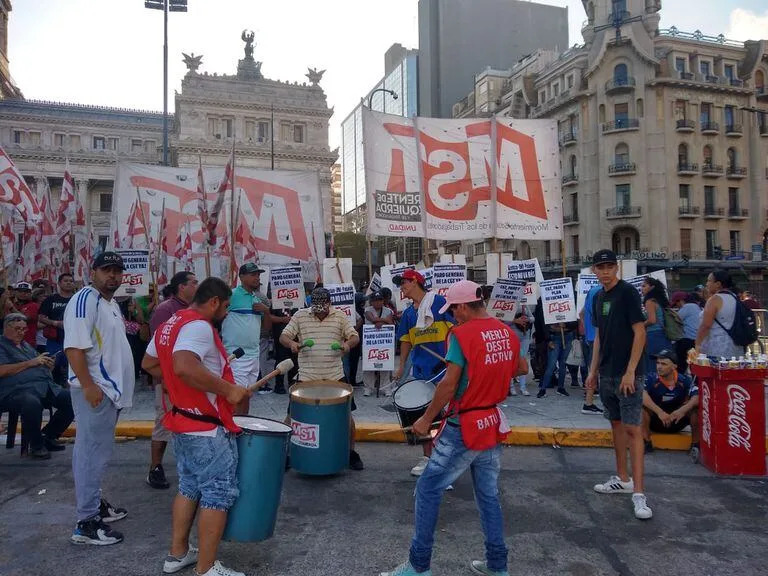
[367,88,398,111]
[145,0,188,166]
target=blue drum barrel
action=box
[288,380,352,475]
[223,416,291,542]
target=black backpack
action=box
[715,291,758,347]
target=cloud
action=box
[725,8,768,41]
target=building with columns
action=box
[453,0,768,285]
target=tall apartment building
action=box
[454,0,768,285]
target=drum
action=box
[223,416,291,542]
[288,380,353,476]
[392,379,442,445]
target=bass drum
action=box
[392,379,443,445]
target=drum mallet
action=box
[417,345,446,363]
[367,424,440,437]
[298,339,314,350]
[247,359,295,392]
[330,341,344,351]
[226,347,245,363]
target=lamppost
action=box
[145,0,188,166]
[367,88,398,111]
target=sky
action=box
[7,1,768,152]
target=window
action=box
[539,90,546,104]
[208,117,219,137]
[474,242,485,256]
[245,120,255,140]
[703,145,713,167]
[680,229,692,257]
[93,136,105,150]
[293,124,305,143]
[724,106,735,129]
[614,63,628,83]
[28,131,40,146]
[757,70,765,90]
[98,235,108,252]
[728,187,739,212]
[679,184,691,210]
[636,98,644,118]
[258,121,270,142]
[570,193,578,220]
[569,155,577,177]
[727,148,737,169]
[599,104,606,124]
[675,57,686,74]
[223,118,233,138]
[571,234,580,258]
[69,135,81,150]
[614,143,629,165]
[704,186,716,210]
[706,230,718,257]
[54,133,65,148]
[566,75,574,89]
[700,61,711,76]
[107,137,119,151]
[99,193,113,213]
[612,0,626,13]
[674,99,687,120]
[553,83,560,97]
[131,139,143,153]
[12,130,23,144]
[544,241,551,261]
[730,230,742,253]
[678,143,689,166]
[616,184,631,208]
[614,103,629,125]
[701,102,712,123]
[281,123,292,141]
[724,64,735,81]
[144,140,156,154]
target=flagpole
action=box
[136,186,158,295]
[231,190,242,286]
[229,138,236,284]
[155,198,165,306]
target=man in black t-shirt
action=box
[39,273,75,386]
[586,250,652,521]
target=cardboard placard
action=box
[507,258,544,305]
[269,265,305,310]
[325,283,356,325]
[362,324,396,371]
[322,258,353,285]
[576,273,600,314]
[486,278,526,322]
[433,263,467,296]
[540,277,577,324]
[115,250,150,297]
[381,264,414,312]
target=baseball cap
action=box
[239,262,265,275]
[592,249,617,265]
[392,268,425,287]
[670,290,688,305]
[652,348,678,364]
[369,291,384,301]
[92,251,125,270]
[438,280,483,314]
[13,281,31,291]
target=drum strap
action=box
[171,406,224,427]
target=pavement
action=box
[1,440,767,576]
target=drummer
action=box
[141,278,251,576]
[279,286,364,471]
[391,269,454,477]
[380,280,527,576]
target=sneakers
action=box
[147,465,171,489]
[195,560,245,576]
[43,436,66,451]
[632,492,653,520]
[28,445,52,460]
[257,386,273,395]
[99,498,128,523]
[379,561,432,576]
[644,440,654,454]
[273,383,287,395]
[71,517,123,545]
[581,403,603,415]
[410,456,429,477]
[536,390,546,399]
[509,387,517,396]
[164,546,199,574]
[349,449,364,471]
[593,475,634,494]
[470,560,510,576]
[363,388,372,397]
[556,388,569,397]
[521,388,530,396]
[689,444,700,464]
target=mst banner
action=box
[113,163,325,279]
[363,109,561,241]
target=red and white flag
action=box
[1,214,16,272]
[73,188,90,284]
[38,183,57,254]
[56,160,76,263]
[0,146,41,223]
[196,155,209,231]
[182,221,194,272]
[156,207,169,286]
[206,141,234,246]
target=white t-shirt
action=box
[63,287,135,409]
[146,319,223,437]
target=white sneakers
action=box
[593,475,652,520]
[195,561,245,576]
[163,547,198,573]
[410,456,429,477]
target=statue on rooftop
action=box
[306,67,325,87]
[182,52,203,73]
[241,30,255,60]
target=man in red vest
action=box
[381,280,528,576]
[142,277,251,576]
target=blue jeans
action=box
[539,332,574,391]
[409,424,507,572]
[46,340,69,387]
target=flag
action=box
[39,183,56,254]
[206,140,234,246]
[196,155,209,230]
[156,206,168,286]
[55,160,76,269]
[19,224,36,282]
[0,146,41,223]
[125,200,148,249]
[182,220,194,272]
[1,213,16,273]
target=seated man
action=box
[0,312,74,459]
[642,348,700,462]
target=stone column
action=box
[34,176,48,204]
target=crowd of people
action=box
[0,247,762,576]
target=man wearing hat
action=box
[381,280,526,576]
[221,262,272,414]
[642,348,700,461]
[64,251,135,545]
[362,291,395,396]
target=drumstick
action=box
[299,339,314,350]
[247,359,294,392]
[367,424,440,437]
[226,347,245,363]
[417,345,446,363]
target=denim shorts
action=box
[172,427,239,511]
[599,374,644,426]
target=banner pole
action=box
[367,237,373,282]
[560,238,567,347]
[136,186,158,295]
[154,198,164,306]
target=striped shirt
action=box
[281,307,357,381]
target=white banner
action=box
[362,324,396,371]
[432,263,467,296]
[380,264,414,312]
[540,277,577,325]
[576,274,600,314]
[323,257,353,285]
[113,163,325,281]
[420,267,434,291]
[486,253,514,287]
[438,253,466,265]
[363,110,562,240]
[618,259,638,280]
[507,258,544,306]
[269,265,305,310]
[486,278,526,322]
[326,283,356,325]
[115,249,150,297]
[366,272,382,295]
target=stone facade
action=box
[330,163,342,233]
[0,0,21,99]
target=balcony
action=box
[757,86,768,101]
[701,121,720,135]
[761,124,768,137]
[602,118,640,133]
[678,206,700,218]
[728,208,749,219]
[563,213,579,226]
[703,206,725,218]
[606,206,641,219]
[725,124,743,137]
[677,162,698,176]
[678,71,695,80]
[605,77,636,94]
[701,163,724,177]
[675,119,695,132]
[560,132,578,147]
[608,162,637,176]
[705,75,720,85]
[726,166,747,179]
[729,78,744,87]
[562,174,579,187]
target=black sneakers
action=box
[99,498,128,523]
[556,388,570,397]
[536,390,546,399]
[147,465,171,489]
[349,450,364,471]
[43,436,67,452]
[581,403,604,415]
[71,517,123,546]
[28,446,51,460]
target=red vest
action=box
[155,308,240,434]
[447,317,520,450]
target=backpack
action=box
[663,307,684,341]
[715,291,758,347]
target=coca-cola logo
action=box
[701,381,711,446]
[726,384,752,452]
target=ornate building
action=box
[0,0,21,99]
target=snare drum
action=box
[392,379,443,445]
[223,416,291,542]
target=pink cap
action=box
[438,280,483,314]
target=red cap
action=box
[393,268,426,286]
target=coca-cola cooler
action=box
[691,366,767,476]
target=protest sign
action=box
[540,277,577,324]
[323,258,353,285]
[115,250,150,297]
[381,263,414,312]
[270,265,305,310]
[576,274,600,314]
[507,258,544,305]
[362,324,396,371]
[486,278,526,322]
[366,272,382,296]
[420,267,434,291]
[438,254,466,265]
[486,253,514,286]
[325,283,356,325]
[626,270,668,297]
[433,263,467,296]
